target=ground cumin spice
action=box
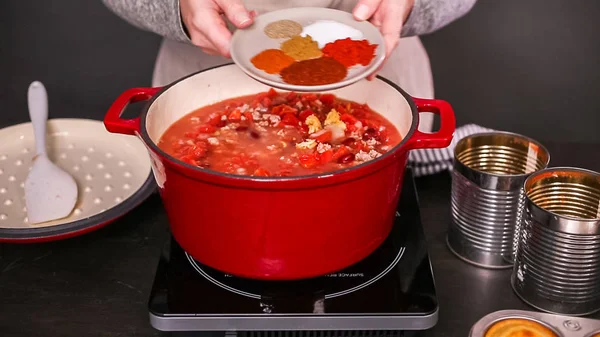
[264,20,303,39]
[322,38,377,67]
[280,35,323,61]
[251,49,295,74]
[280,57,347,86]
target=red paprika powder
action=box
[322,38,377,68]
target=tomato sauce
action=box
[157,89,402,177]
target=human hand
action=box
[352,0,414,79]
[180,0,256,57]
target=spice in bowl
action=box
[280,35,323,61]
[248,18,380,86]
[250,49,295,74]
[322,38,377,67]
[264,20,303,39]
[280,57,347,86]
[484,319,558,337]
[300,20,364,48]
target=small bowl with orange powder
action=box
[230,7,385,92]
[469,309,600,337]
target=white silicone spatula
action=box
[24,81,78,224]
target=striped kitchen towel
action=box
[408,124,495,177]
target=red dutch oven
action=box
[104,64,455,280]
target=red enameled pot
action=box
[104,64,455,280]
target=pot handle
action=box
[404,97,456,150]
[104,87,161,135]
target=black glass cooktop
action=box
[148,169,438,332]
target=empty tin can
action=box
[512,167,600,316]
[447,132,550,268]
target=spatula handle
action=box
[28,81,49,156]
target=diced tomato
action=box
[286,91,298,101]
[341,113,359,124]
[319,93,335,105]
[310,129,332,143]
[272,104,298,116]
[284,106,299,115]
[332,146,351,161]
[288,97,301,107]
[301,93,318,102]
[299,153,319,169]
[299,109,316,122]
[271,105,283,115]
[262,97,272,108]
[192,147,207,158]
[281,113,301,127]
[243,112,254,124]
[341,113,359,132]
[197,125,216,133]
[362,119,381,130]
[228,109,242,122]
[253,168,271,176]
[256,92,267,100]
[317,150,334,164]
[345,123,357,132]
[207,113,224,126]
[267,88,278,98]
[335,104,348,115]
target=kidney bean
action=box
[338,153,355,164]
[362,128,379,140]
[250,130,260,139]
[342,137,356,146]
[236,126,249,132]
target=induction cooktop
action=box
[148,169,438,334]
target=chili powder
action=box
[322,38,377,67]
[280,57,347,86]
[251,49,295,74]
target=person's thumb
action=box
[215,0,253,28]
[352,0,382,21]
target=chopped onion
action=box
[326,125,345,143]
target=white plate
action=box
[230,7,386,92]
[0,118,155,242]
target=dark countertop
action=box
[1,141,599,337]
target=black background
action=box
[1,0,599,144]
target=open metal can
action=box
[512,167,600,316]
[447,132,550,268]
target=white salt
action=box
[300,20,364,48]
